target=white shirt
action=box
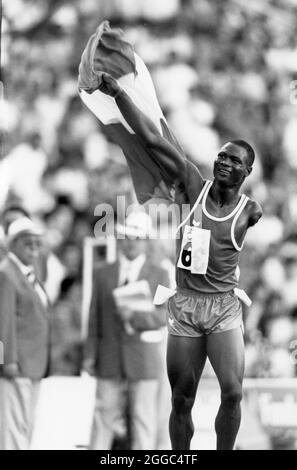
[9,252,34,277]
[118,253,146,286]
[118,253,165,344]
[8,252,48,307]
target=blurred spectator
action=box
[1,205,65,303]
[245,198,284,249]
[50,282,83,376]
[0,132,50,213]
[83,212,170,450]
[0,218,50,450]
[1,205,31,235]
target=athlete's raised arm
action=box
[91,73,203,193]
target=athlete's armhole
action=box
[231,196,250,251]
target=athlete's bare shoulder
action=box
[245,198,263,227]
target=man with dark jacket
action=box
[0,217,50,450]
[84,211,170,450]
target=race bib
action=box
[191,227,211,274]
[177,225,193,271]
[177,225,211,274]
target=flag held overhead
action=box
[78,21,185,204]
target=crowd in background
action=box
[1,0,297,379]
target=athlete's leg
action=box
[206,327,244,450]
[167,335,207,450]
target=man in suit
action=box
[84,211,170,450]
[0,217,50,450]
[1,204,66,303]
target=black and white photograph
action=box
[1,0,297,454]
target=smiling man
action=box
[83,61,263,451]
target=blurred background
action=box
[1,0,297,450]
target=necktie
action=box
[27,270,48,307]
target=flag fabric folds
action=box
[78,21,185,204]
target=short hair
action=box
[229,139,255,167]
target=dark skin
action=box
[92,73,262,450]
[93,73,261,227]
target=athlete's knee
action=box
[171,390,195,416]
[220,384,242,407]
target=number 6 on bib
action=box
[191,227,211,274]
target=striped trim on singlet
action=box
[176,180,249,251]
[201,181,249,251]
[230,197,250,251]
[175,180,212,234]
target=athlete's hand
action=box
[98,73,122,98]
[84,73,122,97]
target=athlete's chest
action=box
[201,202,248,239]
[204,196,242,219]
[175,183,249,231]
[176,180,250,274]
